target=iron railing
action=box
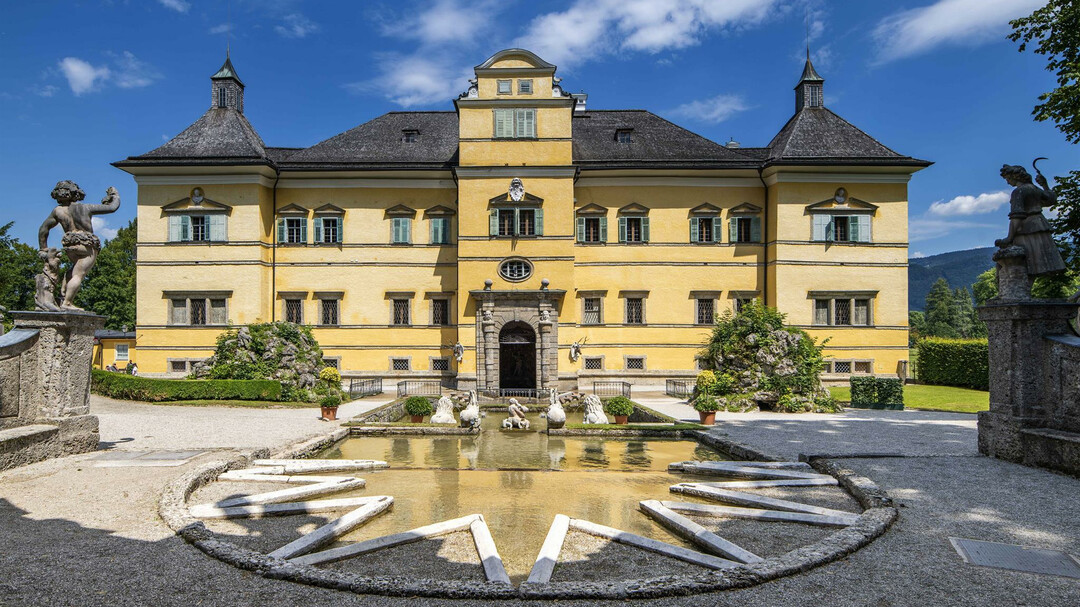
[397,380,442,398]
[665,379,694,399]
[348,378,383,398]
[477,387,544,400]
[592,381,632,399]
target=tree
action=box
[76,219,136,330]
[0,222,39,330]
[972,268,998,307]
[908,311,926,346]
[923,278,960,338]
[952,286,976,338]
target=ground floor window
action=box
[171,297,227,326]
[391,358,411,371]
[431,357,450,371]
[814,297,872,326]
[584,356,603,370]
[115,344,129,361]
[625,356,646,370]
[284,299,304,324]
[826,359,873,374]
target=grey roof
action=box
[95,330,135,340]
[572,110,757,168]
[797,57,823,84]
[119,108,267,164]
[211,56,243,85]
[282,112,459,169]
[766,108,929,166]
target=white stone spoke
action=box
[670,483,861,525]
[670,460,813,471]
[290,514,482,566]
[671,461,832,481]
[639,500,763,564]
[694,477,839,489]
[527,514,570,584]
[268,496,394,560]
[218,471,355,484]
[660,500,854,528]
[216,478,364,508]
[189,497,387,520]
[252,459,388,473]
[567,518,740,570]
[471,515,511,584]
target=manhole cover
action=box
[93,450,205,467]
[950,537,1080,579]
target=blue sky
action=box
[1,0,1076,257]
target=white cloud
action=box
[35,85,58,97]
[873,0,1044,64]
[58,57,111,95]
[928,190,1010,216]
[515,0,778,70]
[158,0,190,12]
[275,13,319,38]
[911,251,926,258]
[111,51,160,89]
[209,24,232,35]
[92,217,119,241]
[382,0,498,45]
[347,54,470,108]
[909,217,997,242]
[669,93,751,124]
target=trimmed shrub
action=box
[604,396,635,417]
[877,378,904,407]
[916,338,989,390]
[404,396,433,417]
[320,394,342,408]
[848,376,904,410]
[91,369,282,402]
[850,376,877,407]
[693,394,722,412]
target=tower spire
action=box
[210,53,245,113]
[794,52,824,112]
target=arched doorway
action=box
[499,322,536,390]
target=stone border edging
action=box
[159,427,898,600]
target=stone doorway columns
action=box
[470,284,564,391]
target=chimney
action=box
[572,93,587,114]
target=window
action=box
[391,358,411,371]
[584,357,603,370]
[493,108,536,138]
[217,87,226,108]
[168,215,226,242]
[735,298,753,313]
[277,217,307,244]
[115,344,129,361]
[171,299,187,324]
[209,298,227,324]
[430,217,451,244]
[812,214,871,243]
[616,129,633,144]
[730,216,761,243]
[853,361,872,374]
[825,359,873,374]
[499,259,532,282]
[813,297,873,326]
[497,79,512,94]
[696,298,715,325]
[626,356,645,370]
[619,216,648,243]
[834,361,852,374]
[190,299,207,325]
[171,360,188,373]
[392,299,410,325]
[690,216,721,243]
[314,217,342,244]
[695,358,709,371]
[431,357,450,371]
[431,299,450,325]
[323,358,340,370]
[391,217,412,244]
[320,299,339,326]
[582,297,602,325]
[625,298,644,324]
[402,129,419,143]
[578,216,605,243]
[284,299,304,324]
[491,208,543,237]
[518,79,533,94]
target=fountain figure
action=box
[502,398,530,429]
[431,395,457,424]
[546,388,567,429]
[459,390,481,429]
[582,394,608,424]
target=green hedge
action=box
[91,369,282,402]
[916,338,989,390]
[849,376,904,410]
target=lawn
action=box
[829,384,989,414]
[158,400,320,409]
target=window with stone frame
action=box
[392,299,411,325]
[584,357,603,370]
[323,358,340,369]
[735,298,754,313]
[496,79,512,94]
[625,297,644,325]
[170,360,189,373]
[517,79,533,94]
[431,299,450,326]
[190,299,207,325]
[284,299,304,324]
[391,358,411,371]
[696,298,715,325]
[691,216,721,243]
[621,216,647,243]
[626,356,645,370]
[582,297,602,325]
[431,357,450,371]
[320,298,340,326]
[170,297,228,326]
[813,296,872,326]
[582,217,603,243]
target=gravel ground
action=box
[322,530,485,580]
[553,530,710,582]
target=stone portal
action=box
[471,287,564,392]
[499,323,536,390]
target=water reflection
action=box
[621,441,652,468]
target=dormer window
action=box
[616,129,633,144]
[518,79,533,94]
[402,129,419,143]
[217,87,226,108]
[497,79,512,94]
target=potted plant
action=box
[320,394,341,421]
[404,396,433,423]
[604,396,635,425]
[693,394,721,425]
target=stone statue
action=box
[34,248,63,312]
[459,390,480,429]
[502,398,530,429]
[582,394,608,424]
[509,178,525,202]
[569,337,587,362]
[546,388,566,430]
[37,181,121,311]
[995,162,1065,278]
[431,395,457,424]
[452,342,465,364]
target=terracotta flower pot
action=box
[698,411,716,425]
[614,415,629,425]
[410,414,424,423]
[321,406,338,421]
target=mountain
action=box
[909,247,996,311]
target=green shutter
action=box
[277,218,285,243]
[299,218,308,243]
[618,217,627,243]
[689,218,699,242]
[848,215,859,242]
[489,209,498,236]
[494,109,512,138]
[335,217,344,243]
[576,217,586,242]
[313,217,323,243]
[750,217,761,242]
[712,217,723,243]
[180,215,191,241]
[598,216,607,242]
[729,218,739,243]
[857,215,871,242]
[209,214,226,241]
[825,218,835,242]
[811,214,827,241]
[534,208,543,236]
[641,217,650,242]
[405,218,412,243]
[168,216,181,242]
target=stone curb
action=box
[160,427,897,600]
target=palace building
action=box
[114,49,929,390]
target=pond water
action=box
[318,411,729,583]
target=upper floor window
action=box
[169,215,226,242]
[499,259,532,282]
[430,217,451,244]
[813,296,872,326]
[276,217,307,244]
[625,297,645,325]
[518,79,533,94]
[619,216,648,243]
[690,217,721,243]
[402,129,419,143]
[431,299,450,325]
[577,216,606,243]
[284,298,304,324]
[696,298,715,325]
[582,297,602,325]
[812,214,871,243]
[730,216,762,243]
[490,208,543,237]
[615,129,633,144]
[171,297,227,326]
[320,298,340,326]
[313,217,342,244]
[391,217,412,244]
[392,299,411,325]
[496,79,512,94]
[493,108,536,139]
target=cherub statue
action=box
[995,162,1065,277]
[37,181,121,310]
[502,398,530,429]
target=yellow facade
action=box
[115,49,928,387]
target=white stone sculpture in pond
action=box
[459,390,481,429]
[546,388,567,429]
[431,395,456,424]
[503,398,530,429]
[582,394,608,424]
